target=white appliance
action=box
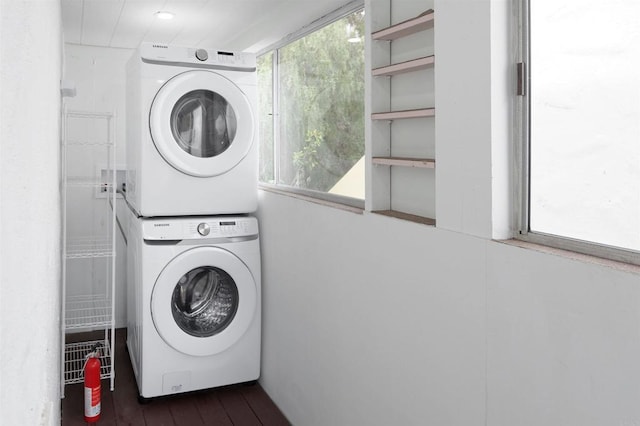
[126,213,261,398]
[126,43,258,217]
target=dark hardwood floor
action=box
[61,329,289,426]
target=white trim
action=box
[517,232,640,267]
[501,238,640,274]
[260,184,364,213]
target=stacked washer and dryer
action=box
[125,43,261,400]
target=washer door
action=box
[149,70,254,177]
[151,246,257,357]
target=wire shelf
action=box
[65,295,113,330]
[64,339,113,385]
[65,177,114,188]
[66,110,114,120]
[61,108,117,396]
[64,140,114,147]
[66,238,114,259]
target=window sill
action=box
[498,238,640,275]
[259,184,364,215]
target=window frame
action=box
[514,0,640,266]
[256,0,365,210]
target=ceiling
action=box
[61,0,351,53]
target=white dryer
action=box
[126,212,261,398]
[126,43,258,217]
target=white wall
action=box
[258,192,640,426]
[258,194,487,425]
[0,1,62,425]
[435,0,493,238]
[257,0,640,424]
[63,43,133,328]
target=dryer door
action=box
[151,246,257,357]
[149,70,254,177]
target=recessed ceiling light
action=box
[155,11,174,20]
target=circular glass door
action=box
[151,247,257,357]
[150,70,254,177]
[171,90,237,158]
[171,266,238,338]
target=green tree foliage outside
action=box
[257,10,365,193]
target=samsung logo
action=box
[154,223,170,227]
[152,44,168,49]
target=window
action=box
[258,5,365,206]
[518,0,640,264]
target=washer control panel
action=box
[142,216,258,240]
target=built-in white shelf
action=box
[369,5,436,225]
[372,156,435,169]
[372,9,434,41]
[64,338,113,385]
[372,55,435,77]
[372,108,435,121]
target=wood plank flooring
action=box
[61,329,289,426]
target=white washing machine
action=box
[126,43,258,217]
[126,211,261,398]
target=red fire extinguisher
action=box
[84,344,102,423]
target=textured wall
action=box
[0,0,63,425]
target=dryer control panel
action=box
[140,42,256,71]
[142,216,258,240]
